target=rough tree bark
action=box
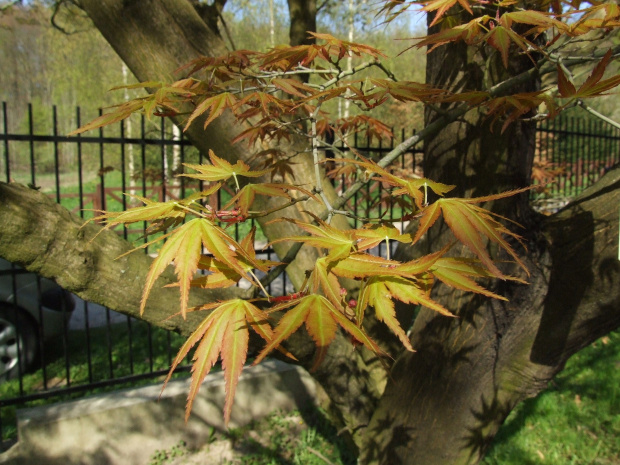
[1,2,618,464]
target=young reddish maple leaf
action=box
[412,190,529,278]
[161,299,279,425]
[140,218,263,319]
[253,294,386,371]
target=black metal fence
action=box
[532,115,620,211]
[1,101,619,444]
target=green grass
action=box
[482,331,620,465]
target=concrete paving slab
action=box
[0,360,316,465]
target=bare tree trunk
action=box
[269,0,275,48]
[286,0,316,47]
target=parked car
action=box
[0,259,75,380]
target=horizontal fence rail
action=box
[1,101,619,444]
[0,102,425,444]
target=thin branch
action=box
[577,100,620,131]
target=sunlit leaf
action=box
[161,299,275,424]
[253,295,386,368]
[182,150,271,183]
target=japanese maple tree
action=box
[2,0,620,464]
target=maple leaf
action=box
[358,274,454,351]
[268,215,357,262]
[88,187,220,236]
[161,299,277,424]
[332,115,393,143]
[181,150,271,186]
[140,218,262,319]
[422,0,474,27]
[370,79,446,103]
[337,156,454,208]
[557,50,620,99]
[68,99,147,135]
[354,224,412,252]
[311,257,345,308]
[411,190,529,278]
[185,92,238,130]
[415,17,488,52]
[483,21,542,69]
[499,10,563,32]
[432,257,516,300]
[271,78,314,97]
[188,228,279,289]
[253,294,386,371]
[483,92,556,132]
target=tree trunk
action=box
[286,0,316,47]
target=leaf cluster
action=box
[72,2,620,425]
[85,148,528,424]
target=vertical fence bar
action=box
[53,105,61,204]
[2,102,9,183]
[28,104,35,186]
[76,106,94,384]
[119,118,136,376]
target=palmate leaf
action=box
[412,190,529,278]
[421,0,474,27]
[415,16,489,52]
[311,257,345,308]
[354,224,412,251]
[253,294,386,370]
[356,275,454,352]
[141,218,262,318]
[432,257,508,300]
[188,232,280,289]
[185,91,238,130]
[337,156,454,208]
[68,99,148,135]
[92,187,219,231]
[182,150,271,184]
[268,215,357,262]
[161,299,274,424]
[557,50,620,99]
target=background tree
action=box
[1,1,619,464]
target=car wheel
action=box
[0,305,38,381]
